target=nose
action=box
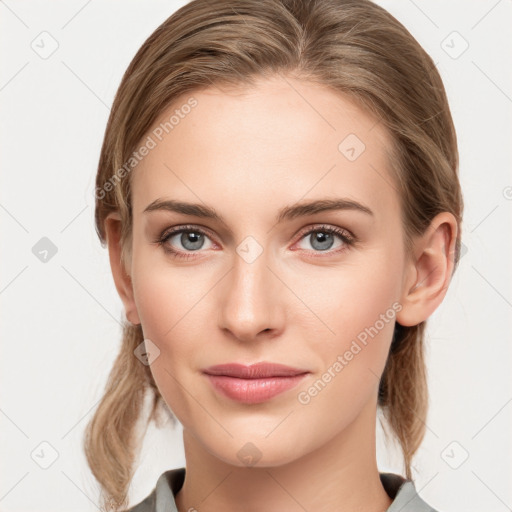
[217,248,284,344]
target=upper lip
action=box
[203,362,310,379]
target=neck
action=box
[174,401,393,512]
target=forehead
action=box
[131,75,399,225]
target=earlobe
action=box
[396,212,458,327]
[104,212,141,326]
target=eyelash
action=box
[154,224,357,260]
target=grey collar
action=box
[128,467,438,512]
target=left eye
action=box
[295,225,353,252]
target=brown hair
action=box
[84,0,464,509]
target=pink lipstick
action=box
[203,362,309,404]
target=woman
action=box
[85,0,464,510]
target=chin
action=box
[202,433,307,469]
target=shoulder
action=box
[380,472,441,512]
[122,467,185,512]
[123,490,155,512]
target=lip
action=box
[203,362,310,404]
[203,362,309,378]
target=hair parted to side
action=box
[85,0,464,509]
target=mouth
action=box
[202,362,310,404]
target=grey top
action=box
[125,467,439,511]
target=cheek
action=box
[294,268,398,422]
[291,254,400,384]
[131,264,205,420]
[131,251,204,340]
[295,255,399,335]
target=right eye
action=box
[155,225,216,259]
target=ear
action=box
[396,212,458,327]
[104,212,141,326]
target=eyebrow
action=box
[143,197,374,224]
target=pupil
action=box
[182,231,203,250]
[312,232,333,251]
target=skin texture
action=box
[105,75,457,512]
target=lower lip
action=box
[205,374,308,404]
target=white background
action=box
[1,1,511,511]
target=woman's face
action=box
[127,75,412,466]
